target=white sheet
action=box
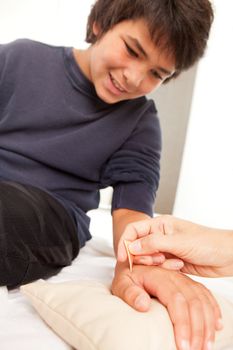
[0,208,233,350]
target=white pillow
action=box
[21,280,233,350]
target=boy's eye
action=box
[151,70,162,80]
[124,41,139,58]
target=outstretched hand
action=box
[117,216,185,271]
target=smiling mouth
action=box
[109,73,127,93]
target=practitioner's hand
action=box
[111,262,223,350]
[117,215,233,277]
[117,217,185,271]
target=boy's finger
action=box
[121,283,151,312]
[112,268,151,312]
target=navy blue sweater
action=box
[0,39,161,246]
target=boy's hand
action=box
[111,263,222,350]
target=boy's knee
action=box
[0,180,56,223]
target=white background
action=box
[0,0,94,46]
[174,0,233,228]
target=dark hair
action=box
[86,0,214,77]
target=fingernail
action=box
[129,240,142,253]
[135,294,149,310]
[172,260,184,269]
[181,340,190,350]
[207,341,213,350]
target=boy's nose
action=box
[123,66,146,89]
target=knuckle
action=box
[146,234,157,248]
[168,292,187,309]
[198,291,212,305]
[192,332,204,347]
[196,282,210,295]
[174,292,186,303]
[194,326,204,336]
[193,326,205,342]
[189,296,202,309]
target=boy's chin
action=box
[96,90,125,104]
[96,89,139,104]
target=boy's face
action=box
[79,19,175,104]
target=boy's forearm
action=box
[112,208,150,255]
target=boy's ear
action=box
[93,21,100,36]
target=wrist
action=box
[114,259,130,274]
[113,208,150,254]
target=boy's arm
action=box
[112,208,150,254]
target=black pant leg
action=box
[0,181,80,289]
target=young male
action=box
[0,1,217,349]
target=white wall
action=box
[173,0,233,228]
[149,65,197,214]
[0,0,94,47]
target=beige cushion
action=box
[21,280,233,350]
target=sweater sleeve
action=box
[101,101,161,217]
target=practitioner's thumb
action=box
[128,233,178,256]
